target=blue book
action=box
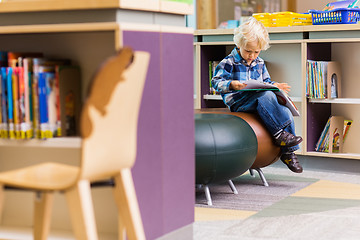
[1,67,8,137]
[6,67,15,138]
[38,71,49,139]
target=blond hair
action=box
[233,17,270,51]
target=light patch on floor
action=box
[292,180,360,200]
[195,207,256,222]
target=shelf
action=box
[0,22,120,34]
[0,137,82,149]
[204,94,302,102]
[0,0,193,15]
[203,94,221,100]
[306,151,360,160]
[308,98,360,104]
[196,27,360,162]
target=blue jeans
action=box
[229,91,299,153]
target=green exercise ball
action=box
[195,113,257,185]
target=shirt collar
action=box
[231,47,262,67]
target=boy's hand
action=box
[274,82,291,94]
[230,81,247,90]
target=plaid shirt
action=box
[211,47,274,107]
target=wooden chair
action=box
[0,47,149,240]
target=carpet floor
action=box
[194,166,360,240]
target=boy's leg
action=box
[232,91,303,173]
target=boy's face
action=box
[239,41,261,65]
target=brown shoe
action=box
[274,131,303,147]
[280,152,303,173]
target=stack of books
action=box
[306,61,341,99]
[0,51,81,140]
[315,116,352,153]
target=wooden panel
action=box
[0,0,160,13]
[196,0,217,29]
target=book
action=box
[0,67,8,138]
[315,116,352,153]
[237,79,300,116]
[56,65,82,136]
[6,67,15,139]
[38,66,56,139]
[0,73,2,138]
[22,57,34,138]
[208,60,220,95]
[306,61,341,99]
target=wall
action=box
[296,0,330,13]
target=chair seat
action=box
[0,162,79,191]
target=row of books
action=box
[315,116,352,153]
[208,60,220,95]
[306,60,341,99]
[0,52,81,140]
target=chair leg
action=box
[204,185,212,206]
[228,180,238,194]
[117,214,126,240]
[113,169,145,240]
[252,168,269,187]
[33,191,54,240]
[0,184,4,225]
[65,180,98,240]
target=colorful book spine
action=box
[32,58,45,139]
[0,53,80,140]
[12,67,21,139]
[1,67,8,138]
[38,69,50,139]
[23,57,33,138]
[17,66,27,139]
[0,71,2,138]
[6,67,15,139]
[55,65,62,137]
[45,70,57,138]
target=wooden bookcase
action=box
[194,24,360,160]
[0,1,194,239]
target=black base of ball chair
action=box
[195,109,282,187]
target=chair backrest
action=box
[79,47,150,181]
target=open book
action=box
[238,80,300,116]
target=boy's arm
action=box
[262,63,274,84]
[274,82,291,94]
[211,60,234,93]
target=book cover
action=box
[32,58,72,138]
[315,116,352,153]
[238,79,300,116]
[32,58,48,139]
[306,61,341,99]
[0,71,3,138]
[23,57,34,138]
[0,51,8,67]
[6,67,15,139]
[17,66,27,139]
[7,52,43,68]
[328,116,344,153]
[12,67,21,138]
[56,65,82,136]
[45,69,57,138]
[326,62,341,99]
[1,67,8,138]
[38,66,56,139]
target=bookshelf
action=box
[194,24,360,161]
[0,1,194,239]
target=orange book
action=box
[12,67,20,138]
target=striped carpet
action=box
[194,166,360,240]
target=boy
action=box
[211,17,303,173]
